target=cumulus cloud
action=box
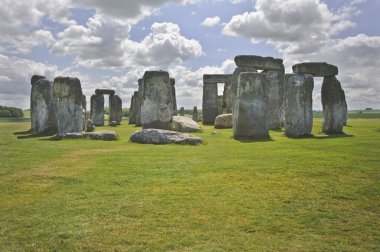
[201,16,221,27]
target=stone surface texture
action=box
[129,92,136,124]
[53,77,84,136]
[233,72,269,139]
[230,66,257,110]
[130,129,203,145]
[321,76,347,134]
[192,106,199,122]
[264,70,285,129]
[30,75,58,134]
[284,74,314,137]
[135,79,144,126]
[87,130,117,141]
[170,78,178,116]
[292,62,338,77]
[172,116,202,133]
[90,94,104,126]
[109,95,122,125]
[215,113,233,129]
[141,71,173,130]
[234,55,284,71]
[86,119,95,132]
[202,81,218,124]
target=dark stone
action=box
[109,95,122,125]
[90,94,104,126]
[86,130,117,141]
[292,62,338,77]
[202,81,218,124]
[234,55,284,71]
[130,129,203,145]
[95,89,115,95]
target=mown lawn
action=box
[0,116,379,251]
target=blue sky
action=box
[0,0,379,110]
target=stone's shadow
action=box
[233,137,274,143]
[270,128,284,133]
[15,130,57,140]
[312,133,354,139]
[14,129,33,135]
[38,135,63,141]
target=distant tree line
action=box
[0,105,24,118]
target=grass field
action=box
[1,115,379,251]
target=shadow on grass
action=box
[14,129,34,135]
[286,133,354,140]
[15,130,58,140]
[38,135,63,141]
[233,137,274,143]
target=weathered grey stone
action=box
[292,62,338,77]
[179,107,185,116]
[218,95,223,115]
[30,75,58,134]
[264,70,285,130]
[233,73,269,139]
[90,94,104,126]
[108,121,118,127]
[202,81,218,124]
[129,92,136,124]
[172,116,202,133]
[141,71,173,130]
[215,113,233,129]
[230,67,258,110]
[192,106,199,122]
[234,55,284,71]
[130,129,203,145]
[135,79,144,126]
[53,77,84,136]
[95,89,115,95]
[321,76,347,134]
[203,74,231,83]
[82,95,87,111]
[63,132,87,139]
[109,94,122,125]
[284,74,314,137]
[86,130,117,141]
[170,78,178,116]
[222,80,233,113]
[86,119,95,132]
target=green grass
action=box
[1,116,379,251]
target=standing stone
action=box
[180,107,185,116]
[284,74,314,137]
[218,95,223,115]
[192,106,198,122]
[321,76,347,134]
[90,94,104,126]
[136,79,144,126]
[30,75,58,134]
[82,95,87,111]
[264,70,285,129]
[53,77,84,136]
[230,67,257,109]
[202,81,218,124]
[233,73,269,139]
[170,78,178,116]
[109,94,122,125]
[222,80,233,113]
[82,95,87,130]
[141,71,173,130]
[129,92,137,124]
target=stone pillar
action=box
[30,75,58,134]
[129,92,136,124]
[192,106,198,122]
[90,94,104,126]
[321,76,347,134]
[264,69,285,130]
[109,94,122,125]
[141,71,173,130]
[202,81,218,124]
[284,74,314,137]
[53,77,84,136]
[82,95,87,130]
[82,95,87,111]
[179,107,185,116]
[135,79,144,126]
[233,72,269,139]
[222,80,233,113]
[170,78,178,116]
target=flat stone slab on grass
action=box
[234,55,284,71]
[215,113,232,129]
[172,116,202,133]
[292,62,338,77]
[86,131,117,141]
[130,129,203,145]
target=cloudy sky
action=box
[0,0,379,110]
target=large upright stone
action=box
[53,77,84,136]
[284,74,314,137]
[192,106,199,122]
[264,70,285,129]
[202,80,218,124]
[170,78,178,116]
[233,73,269,139]
[82,95,87,111]
[109,95,122,125]
[222,80,233,113]
[141,71,173,130]
[292,62,338,77]
[135,79,144,126]
[234,55,284,71]
[90,94,104,126]
[321,76,347,134]
[129,92,137,124]
[180,107,185,116]
[230,67,257,109]
[30,75,58,134]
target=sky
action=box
[0,0,379,110]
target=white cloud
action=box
[201,16,221,27]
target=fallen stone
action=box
[234,55,284,71]
[86,119,95,132]
[172,116,202,133]
[215,113,233,129]
[284,74,314,137]
[108,121,118,127]
[130,129,203,145]
[292,62,338,77]
[63,132,86,139]
[86,130,117,141]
